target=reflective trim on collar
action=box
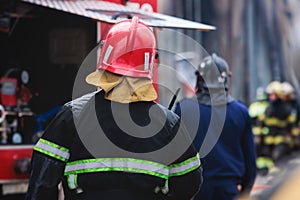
[34,138,70,162]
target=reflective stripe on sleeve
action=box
[34,138,70,162]
[64,158,169,179]
[169,153,201,177]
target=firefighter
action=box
[254,82,282,173]
[280,82,299,150]
[174,53,257,200]
[248,87,269,159]
[257,81,298,170]
[25,17,202,200]
[255,81,282,172]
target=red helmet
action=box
[97,16,156,79]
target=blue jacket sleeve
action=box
[241,112,257,193]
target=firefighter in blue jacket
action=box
[175,53,257,200]
[25,17,202,200]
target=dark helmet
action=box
[196,53,230,90]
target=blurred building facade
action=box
[158,0,300,105]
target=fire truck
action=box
[0,0,215,197]
[0,68,35,197]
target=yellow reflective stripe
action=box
[248,102,268,118]
[169,153,201,177]
[262,113,298,128]
[287,114,296,123]
[258,114,266,121]
[273,136,285,145]
[34,138,70,162]
[263,135,292,145]
[65,158,169,179]
[256,157,274,169]
[67,174,78,190]
[253,127,262,135]
[65,154,201,179]
[262,127,269,135]
[39,138,69,152]
[264,136,274,145]
[64,155,201,193]
[292,128,299,136]
[264,118,288,128]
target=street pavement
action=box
[250,150,300,199]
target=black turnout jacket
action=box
[25,90,202,200]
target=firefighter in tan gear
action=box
[256,81,298,172]
[25,17,202,200]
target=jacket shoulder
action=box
[233,99,250,110]
[64,90,99,119]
